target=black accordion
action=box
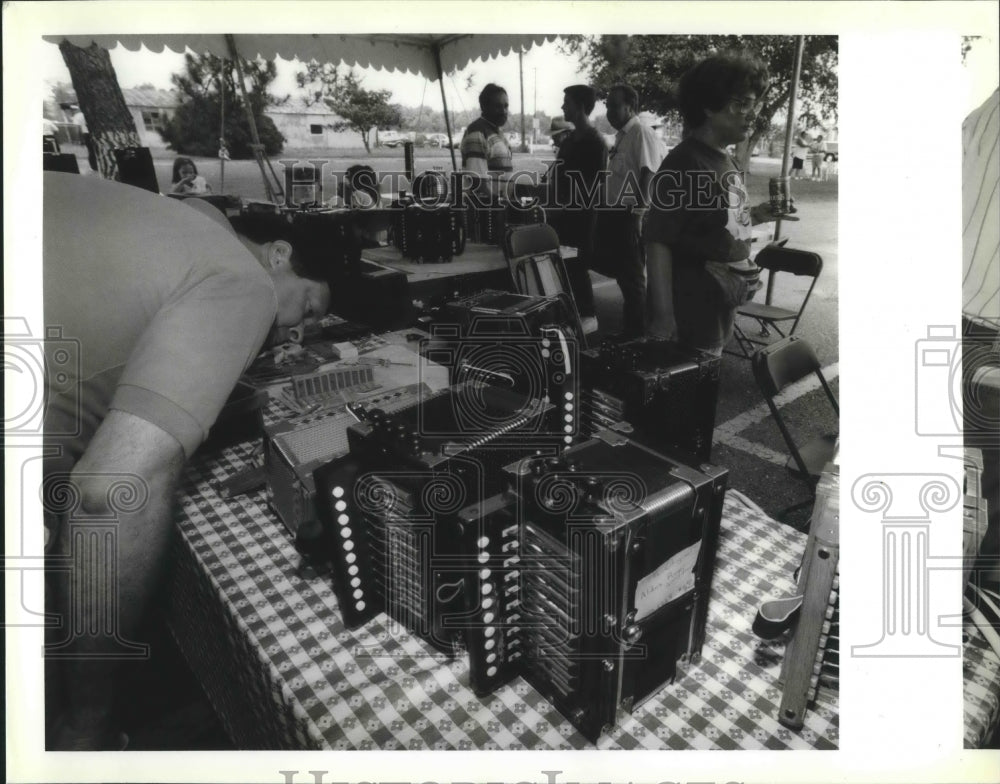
[457,429,728,741]
[394,204,466,262]
[314,383,559,651]
[287,208,363,278]
[581,339,721,463]
[424,290,579,437]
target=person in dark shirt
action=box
[643,54,791,355]
[543,84,608,333]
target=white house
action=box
[121,87,178,149]
[264,99,362,150]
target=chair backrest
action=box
[503,223,567,298]
[502,222,584,340]
[755,246,823,277]
[752,336,839,478]
[751,246,824,335]
[114,147,159,193]
[42,152,80,174]
[754,334,823,396]
[505,222,561,258]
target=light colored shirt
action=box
[43,171,276,460]
[607,115,664,207]
[962,87,999,327]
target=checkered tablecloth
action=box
[164,435,842,750]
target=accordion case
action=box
[581,339,721,463]
[458,428,728,741]
[314,383,559,650]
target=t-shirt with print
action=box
[43,171,277,470]
[643,136,754,352]
[644,136,753,268]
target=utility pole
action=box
[518,47,527,152]
[533,67,537,143]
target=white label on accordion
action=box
[634,541,700,622]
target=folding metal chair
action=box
[753,335,838,481]
[502,222,586,344]
[752,336,839,523]
[732,246,823,358]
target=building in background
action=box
[121,87,178,149]
[265,99,360,149]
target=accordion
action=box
[424,290,579,437]
[581,339,721,463]
[466,202,546,245]
[458,429,728,741]
[393,204,466,262]
[754,458,840,729]
[264,382,427,537]
[314,382,560,650]
[287,208,363,278]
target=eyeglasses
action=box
[729,97,757,115]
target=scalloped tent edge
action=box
[45,33,556,183]
[43,34,558,80]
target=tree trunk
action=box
[59,40,142,180]
[361,130,371,154]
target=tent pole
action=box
[518,47,527,152]
[433,43,458,171]
[219,57,226,192]
[769,34,805,303]
[226,34,282,203]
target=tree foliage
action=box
[561,34,838,169]
[160,52,286,158]
[296,63,403,153]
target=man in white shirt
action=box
[595,84,665,337]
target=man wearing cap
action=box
[595,84,665,337]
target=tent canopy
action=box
[45,32,555,175]
[43,34,556,81]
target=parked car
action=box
[378,129,407,148]
[425,132,450,147]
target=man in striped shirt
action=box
[460,83,514,177]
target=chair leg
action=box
[775,495,817,531]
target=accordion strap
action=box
[753,594,803,640]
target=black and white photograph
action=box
[3,2,998,783]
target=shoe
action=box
[580,315,599,335]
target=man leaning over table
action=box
[594,84,666,338]
[42,171,331,750]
